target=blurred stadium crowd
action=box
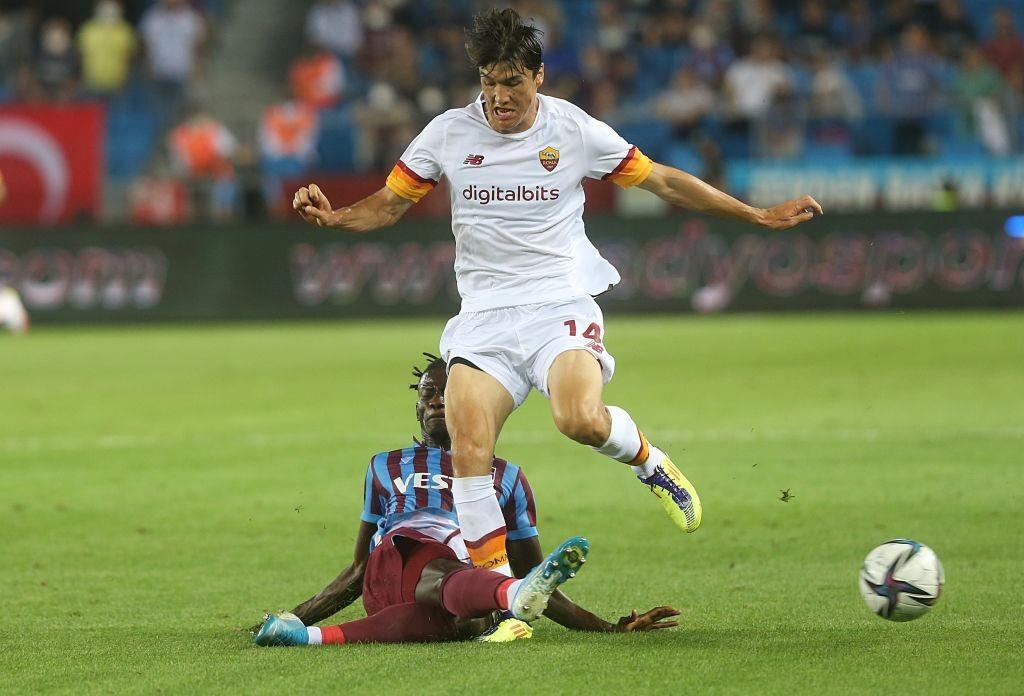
[1,0,1023,222]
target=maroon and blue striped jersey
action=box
[360,443,538,561]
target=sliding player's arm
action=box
[507,537,680,632]
[638,161,822,230]
[293,184,413,232]
[287,520,375,625]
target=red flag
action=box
[0,104,105,225]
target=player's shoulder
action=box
[539,94,595,128]
[492,454,528,481]
[367,443,438,464]
[422,104,480,133]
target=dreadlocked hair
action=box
[465,7,543,76]
[410,352,446,390]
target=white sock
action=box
[637,445,666,478]
[594,406,663,477]
[452,474,512,576]
[306,626,322,645]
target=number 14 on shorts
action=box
[564,320,604,353]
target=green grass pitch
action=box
[3,312,1023,694]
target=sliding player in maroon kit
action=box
[252,354,679,645]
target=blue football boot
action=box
[509,536,589,623]
[252,611,308,647]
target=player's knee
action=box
[551,401,608,446]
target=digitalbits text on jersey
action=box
[461,184,561,205]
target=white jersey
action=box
[386,94,653,312]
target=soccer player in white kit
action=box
[294,9,822,576]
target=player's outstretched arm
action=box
[507,537,679,632]
[281,521,376,626]
[293,183,413,233]
[638,162,822,231]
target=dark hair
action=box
[465,8,543,75]
[410,352,446,391]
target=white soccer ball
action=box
[859,539,944,621]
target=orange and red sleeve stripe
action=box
[386,160,438,203]
[602,145,653,188]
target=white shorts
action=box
[439,296,616,407]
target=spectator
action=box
[289,45,346,110]
[77,0,136,97]
[723,35,793,125]
[795,0,834,58]
[354,82,414,170]
[737,0,775,39]
[880,0,919,43]
[930,0,976,57]
[372,27,422,98]
[697,0,734,43]
[952,46,1012,155]
[0,8,33,94]
[305,0,362,58]
[168,104,238,221]
[756,81,806,159]
[684,23,733,87]
[876,24,944,155]
[594,0,630,52]
[588,81,622,123]
[837,0,875,57]
[808,53,863,123]
[695,133,725,191]
[35,18,78,101]
[259,100,319,215]
[513,0,562,49]
[654,67,714,140]
[984,7,1024,80]
[141,0,207,127]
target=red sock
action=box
[495,577,517,610]
[320,625,345,644]
[320,603,458,644]
[438,567,517,618]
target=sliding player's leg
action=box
[546,350,702,533]
[445,362,517,575]
[253,536,590,646]
[253,604,460,646]
[417,535,590,624]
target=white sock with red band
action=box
[452,475,512,577]
[595,406,663,478]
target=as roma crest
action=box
[538,146,559,172]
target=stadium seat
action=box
[853,114,894,156]
[315,106,357,172]
[665,141,703,176]
[105,99,159,180]
[614,119,673,162]
[848,63,879,108]
[802,141,854,163]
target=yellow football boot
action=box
[640,456,702,533]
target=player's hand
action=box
[611,606,680,632]
[757,195,822,230]
[293,183,336,227]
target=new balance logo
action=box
[463,154,485,165]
